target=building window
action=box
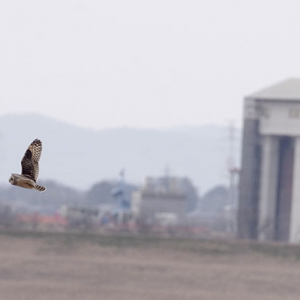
[257,107,269,118]
[289,109,300,118]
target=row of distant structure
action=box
[62,172,202,232]
[10,79,300,243]
[122,77,300,244]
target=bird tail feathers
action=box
[35,184,46,192]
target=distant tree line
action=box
[0,180,138,215]
[0,178,221,218]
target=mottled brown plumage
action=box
[9,139,46,192]
[21,139,42,182]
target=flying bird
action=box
[9,139,46,192]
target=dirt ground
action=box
[0,232,300,300]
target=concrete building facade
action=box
[132,176,187,225]
[239,78,300,243]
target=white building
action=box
[239,78,300,243]
[132,176,187,225]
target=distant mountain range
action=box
[0,114,241,194]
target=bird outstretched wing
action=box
[21,139,42,182]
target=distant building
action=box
[132,176,187,225]
[64,206,99,230]
[239,78,300,243]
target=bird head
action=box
[9,174,15,185]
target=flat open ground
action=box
[1,231,300,300]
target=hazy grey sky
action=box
[1,1,300,129]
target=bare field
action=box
[0,231,300,300]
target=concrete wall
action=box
[290,137,300,243]
[139,193,186,224]
[258,135,279,241]
[259,100,300,136]
[240,96,300,243]
[238,116,261,239]
[275,137,294,241]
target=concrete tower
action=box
[239,78,300,243]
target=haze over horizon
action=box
[1,1,300,130]
[0,113,240,194]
